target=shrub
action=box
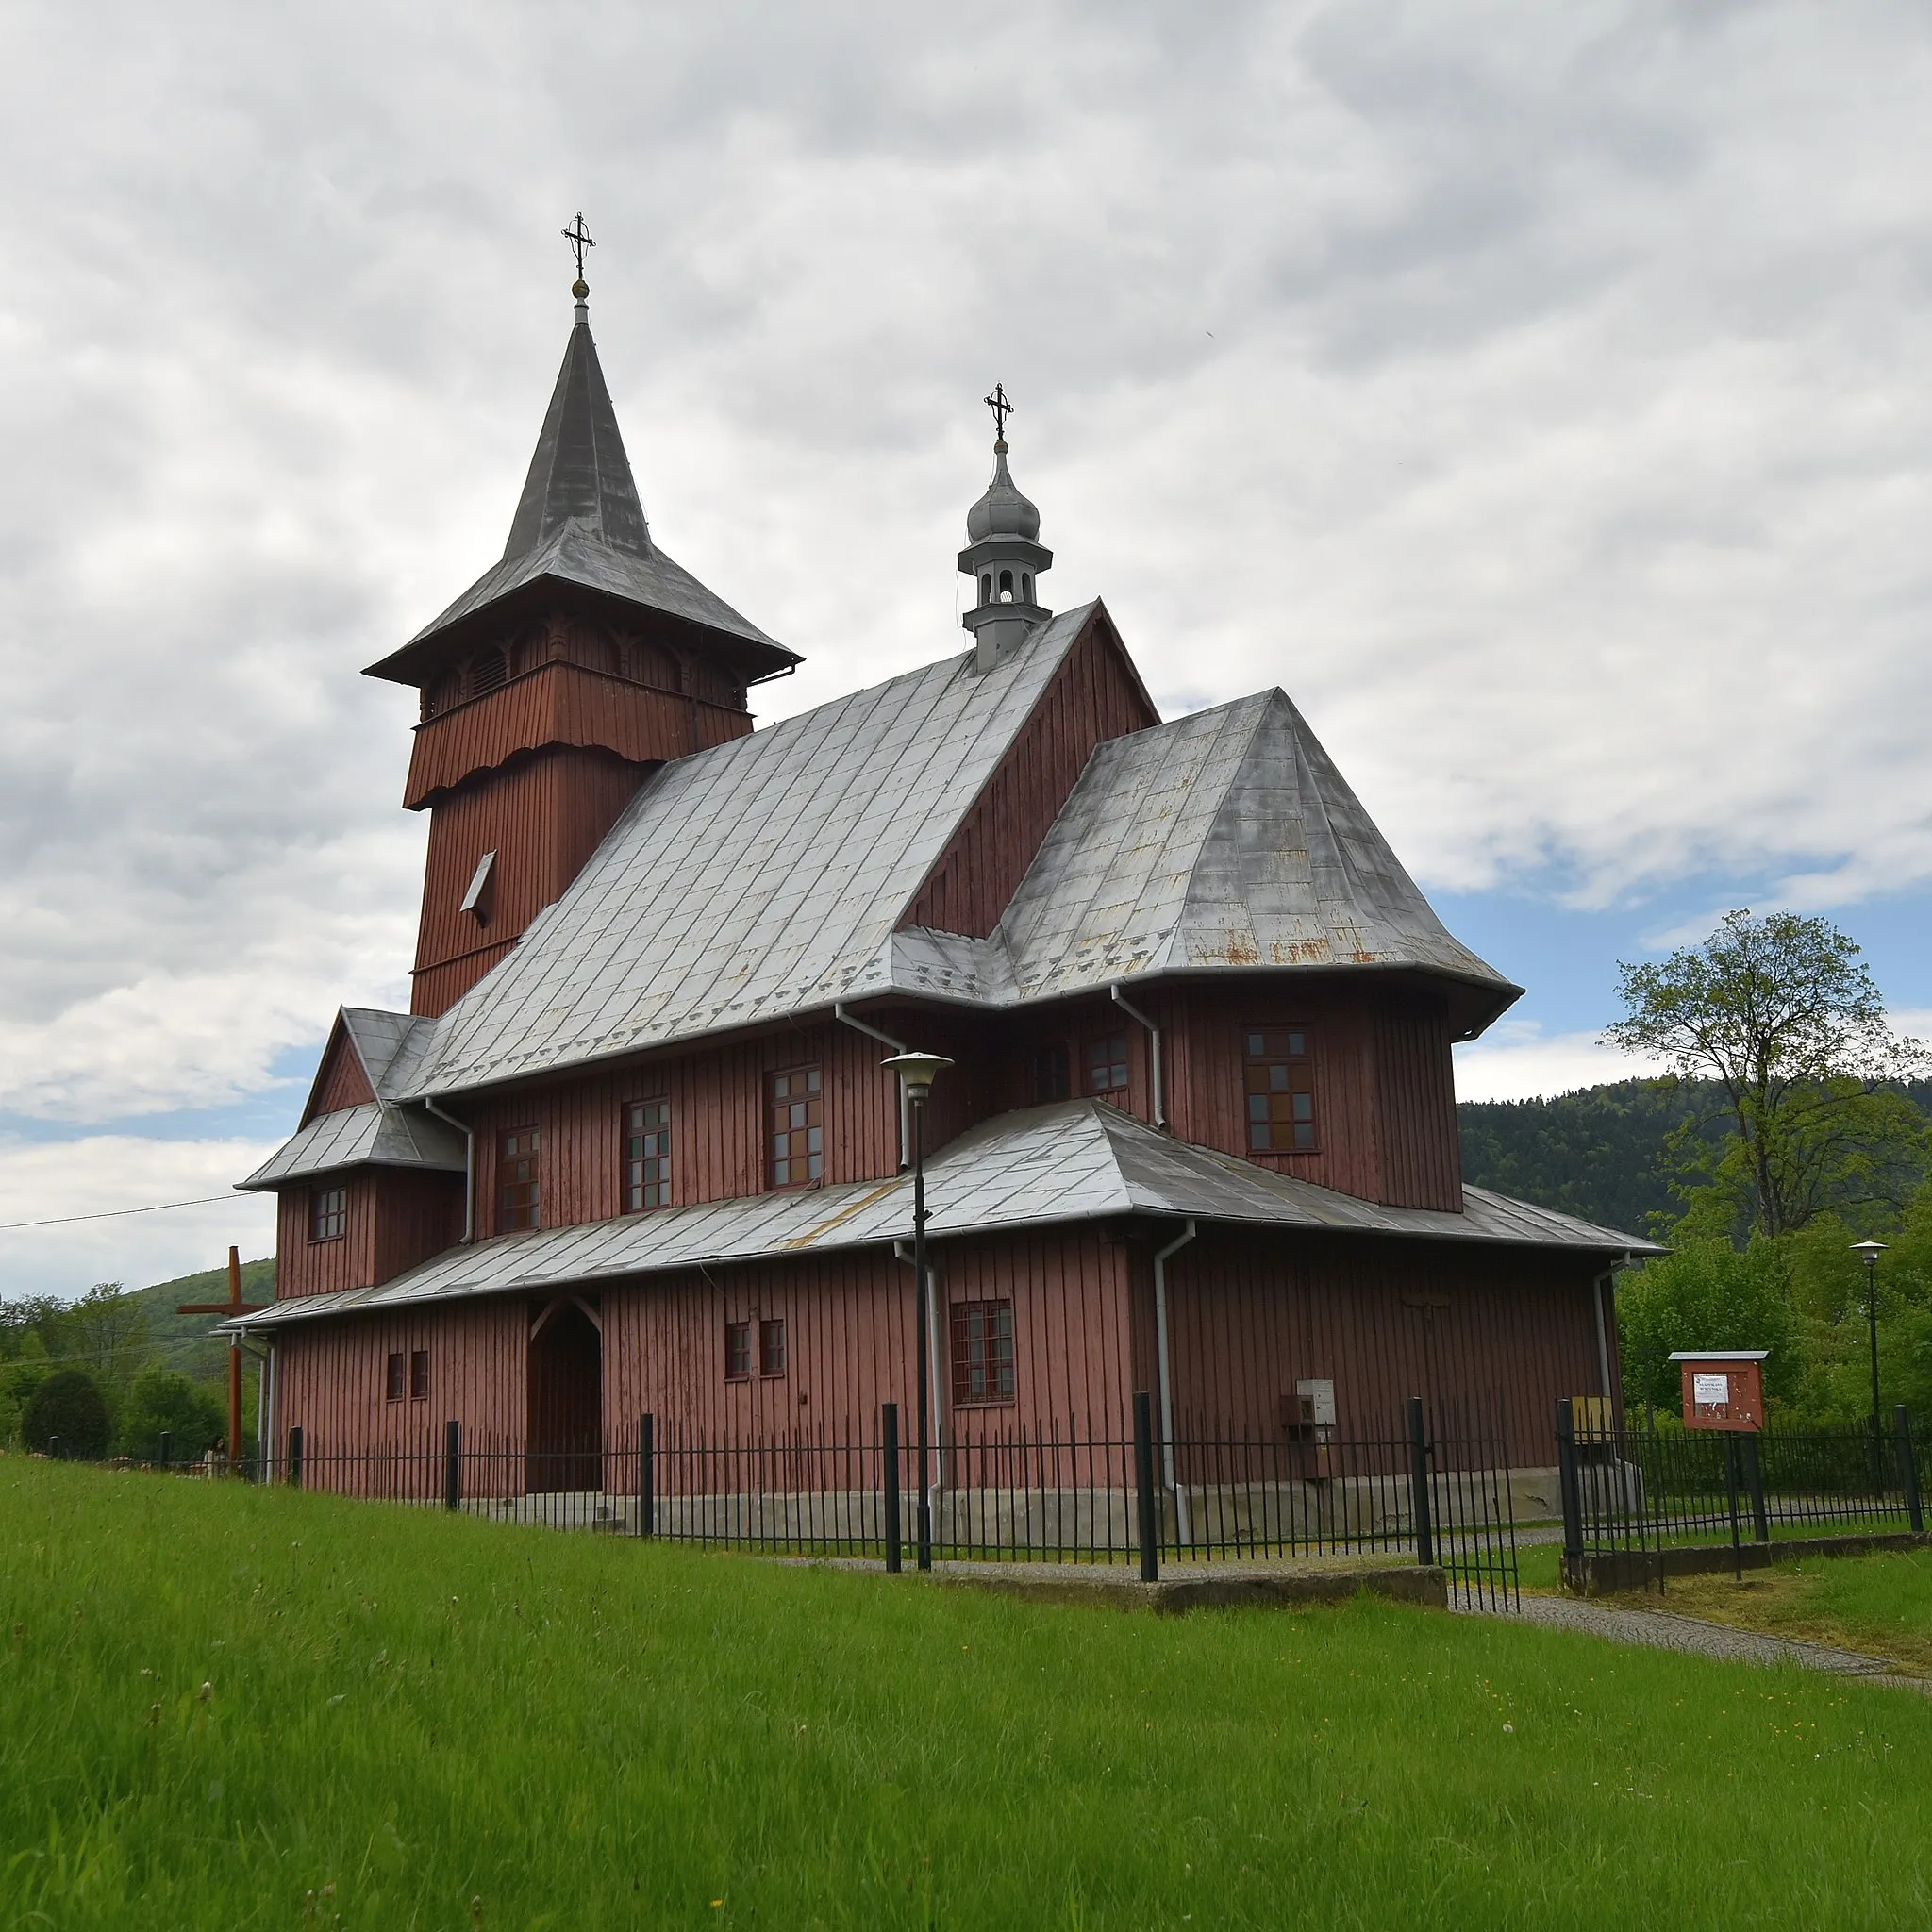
[22,1369,112,1458]
[116,1366,225,1463]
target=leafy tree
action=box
[116,1367,227,1462]
[1616,1238,1802,1421]
[1606,909,1929,1238]
[22,1369,112,1458]
[66,1282,155,1410]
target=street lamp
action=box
[883,1052,954,1573]
[1851,1241,1889,1459]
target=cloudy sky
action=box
[3,1,1929,1298]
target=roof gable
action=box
[395,605,1103,1098]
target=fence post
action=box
[158,1430,173,1471]
[882,1402,903,1574]
[1741,1430,1769,1543]
[1134,1391,1159,1583]
[443,1420,460,1512]
[1723,1433,1742,1580]
[287,1425,304,1490]
[1408,1396,1434,1569]
[1897,1405,1923,1535]
[639,1413,655,1538]
[1555,1397,1583,1584]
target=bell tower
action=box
[364,224,799,1015]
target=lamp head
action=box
[881,1051,953,1105]
[1850,1241,1890,1266]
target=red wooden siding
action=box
[411,747,652,1015]
[404,660,749,808]
[306,1032,375,1123]
[903,610,1158,938]
[1159,1227,1607,1467]
[275,1170,463,1300]
[1372,995,1463,1209]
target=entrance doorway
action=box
[527,1297,602,1492]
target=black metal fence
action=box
[1556,1398,1927,1590]
[234,1392,1519,1607]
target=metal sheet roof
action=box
[230,1101,1657,1328]
[238,1101,466,1191]
[994,689,1516,1008]
[392,606,1100,1100]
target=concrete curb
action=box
[928,1562,1449,1614]
[1564,1530,1932,1595]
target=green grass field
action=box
[6,1460,1932,1930]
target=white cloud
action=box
[4,1,1931,1226]
[0,1138,279,1300]
[1454,1023,1666,1105]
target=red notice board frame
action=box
[1669,1350,1767,1432]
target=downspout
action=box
[1594,1261,1624,1416]
[893,1238,945,1493]
[1154,1218,1196,1544]
[836,1002,909,1170]
[1109,983,1166,1128]
[424,1096,475,1242]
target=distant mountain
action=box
[1457,1078,1932,1238]
[129,1257,276,1377]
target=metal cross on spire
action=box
[562,211,595,285]
[983,382,1014,443]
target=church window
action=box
[498,1126,541,1231]
[724,1321,752,1381]
[759,1318,787,1378]
[952,1300,1016,1404]
[980,573,992,604]
[385,1352,406,1403]
[308,1186,346,1243]
[1033,1045,1070,1103]
[625,1098,672,1210]
[998,568,1014,601]
[1244,1028,1317,1152]
[767,1067,824,1189]
[1021,574,1033,602]
[469,646,508,698]
[409,1349,430,1400]
[1086,1033,1129,1102]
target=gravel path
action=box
[1463,1591,1929,1688]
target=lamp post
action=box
[1851,1241,1889,1465]
[883,1051,953,1573]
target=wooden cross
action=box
[983,382,1014,441]
[178,1245,265,1467]
[561,211,595,282]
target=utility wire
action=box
[0,1193,241,1233]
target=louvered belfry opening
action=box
[526,1298,601,1493]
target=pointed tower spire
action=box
[958,384,1053,673]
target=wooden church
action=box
[232,257,1649,1488]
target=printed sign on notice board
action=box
[1692,1373,1730,1407]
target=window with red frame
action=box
[1086,1033,1129,1102]
[759,1318,787,1378]
[724,1321,752,1382]
[951,1299,1016,1404]
[409,1349,430,1400]
[625,1097,671,1210]
[385,1352,405,1403]
[767,1067,824,1188]
[1243,1027,1317,1152]
[308,1185,346,1242]
[498,1126,541,1231]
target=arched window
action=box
[998,569,1014,602]
[469,646,508,699]
[980,574,992,605]
[1021,574,1033,603]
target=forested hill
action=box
[1457,1078,1932,1237]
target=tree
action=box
[116,1366,226,1463]
[22,1369,112,1458]
[1616,1238,1802,1421]
[66,1282,154,1410]
[1605,909,1929,1239]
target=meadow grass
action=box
[6,1459,1932,1929]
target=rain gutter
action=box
[835,1002,909,1170]
[423,1096,475,1242]
[1154,1218,1196,1544]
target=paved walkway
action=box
[1464,1591,1929,1690]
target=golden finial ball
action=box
[572,278,590,300]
